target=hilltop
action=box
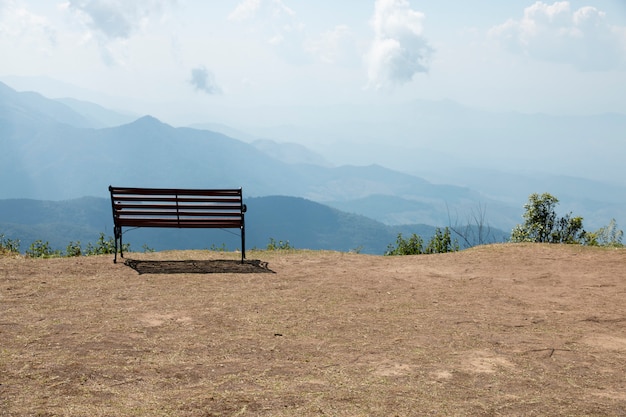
[2,244,625,416]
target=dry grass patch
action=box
[1,244,625,416]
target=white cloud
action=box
[365,0,433,89]
[66,0,176,40]
[228,0,261,22]
[189,66,221,95]
[228,0,308,64]
[0,1,57,47]
[307,25,359,66]
[63,0,177,66]
[67,0,133,40]
[490,1,626,71]
[228,0,294,23]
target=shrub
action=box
[385,228,459,256]
[511,193,586,244]
[65,241,82,257]
[85,233,129,255]
[0,233,20,254]
[425,227,459,254]
[266,238,293,251]
[586,219,624,248]
[26,240,61,258]
[385,233,424,256]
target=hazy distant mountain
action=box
[1,196,499,255]
[1,79,512,227]
[236,100,626,187]
[55,97,137,128]
[188,123,332,166]
[1,80,624,233]
[0,81,93,128]
[186,122,258,142]
[251,139,331,166]
[0,75,143,118]
[0,78,137,128]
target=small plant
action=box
[65,241,82,257]
[385,233,424,256]
[85,233,129,255]
[266,238,293,251]
[425,227,459,254]
[386,228,459,256]
[350,245,364,254]
[586,219,624,247]
[26,240,60,258]
[209,243,228,252]
[142,244,155,253]
[0,233,20,254]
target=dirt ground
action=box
[1,243,625,416]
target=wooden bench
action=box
[109,186,247,263]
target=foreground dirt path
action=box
[1,244,625,416]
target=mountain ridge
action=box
[0,195,510,255]
[1,79,507,228]
[1,80,624,233]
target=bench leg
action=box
[113,226,121,263]
[119,228,125,260]
[241,225,246,264]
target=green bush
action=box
[425,227,459,254]
[385,228,459,256]
[65,241,82,257]
[0,233,20,254]
[85,233,129,255]
[586,219,624,247]
[385,233,424,255]
[266,238,293,251]
[26,240,61,258]
[511,193,586,244]
[4,232,139,258]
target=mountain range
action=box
[3,196,496,255]
[1,79,624,253]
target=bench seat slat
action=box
[114,203,243,210]
[113,196,242,204]
[118,210,241,219]
[116,219,243,228]
[110,187,242,196]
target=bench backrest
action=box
[109,186,245,229]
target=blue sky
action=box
[1,0,625,126]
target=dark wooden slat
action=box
[114,203,243,210]
[110,187,242,197]
[116,219,243,228]
[114,209,243,215]
[112,196,242,204]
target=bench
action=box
[109,186,247,263]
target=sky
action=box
[1,0,625,128]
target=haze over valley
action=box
[1,1,625,252]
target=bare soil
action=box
[1,244,625,416]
